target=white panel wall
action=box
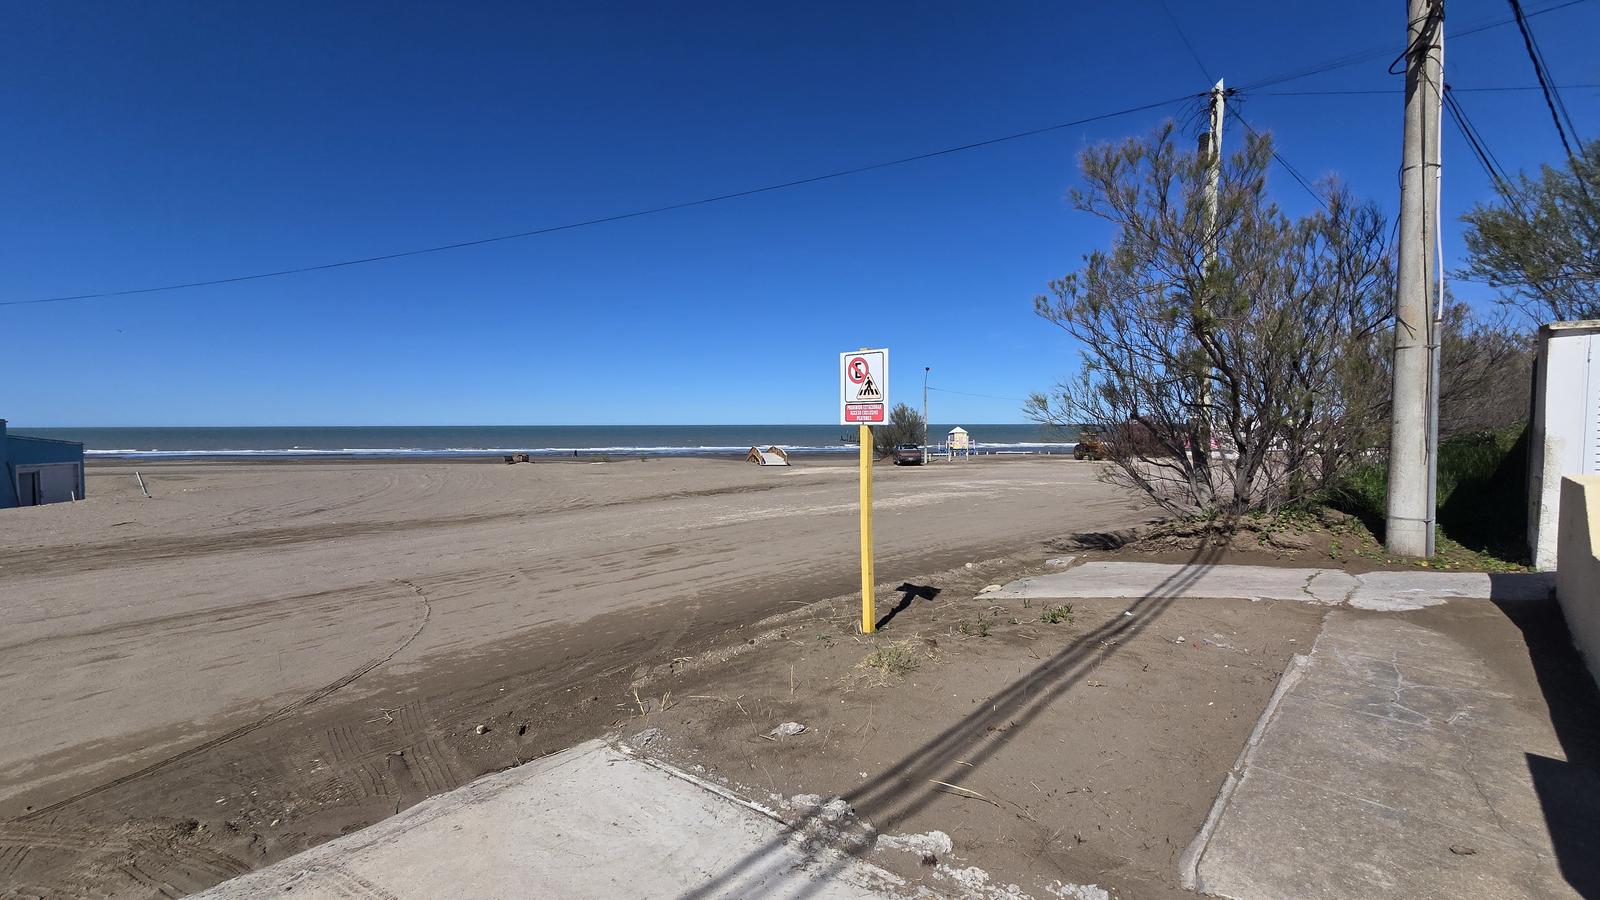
[1530,324,1600,570]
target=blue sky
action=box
[3,1,1596,426]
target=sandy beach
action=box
[0,454,1150,895]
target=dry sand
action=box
[623,549,1323,900]
[0,455,1152,896]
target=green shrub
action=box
[1326,422,1528,562]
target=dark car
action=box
[892,443,925,465]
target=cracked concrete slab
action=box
[192,740,907,899]
[988,562,1554,610]
[1183,606,1600,899]
[1347,570,1555,610]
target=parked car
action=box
[892,443,925,465]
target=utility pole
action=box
[1201,78,1225,262]
[1386,0,1444,557]
[922,367,931,464]
[1197,79,1224,458]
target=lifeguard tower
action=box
[945,426,972,461]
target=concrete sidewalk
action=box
[995,559,1595,899]
[193,740,909,899]
[987,561,1554,610]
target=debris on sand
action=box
[877,830,954,860]
[475,724,489,735]
[933,864,1027,898]
[769,721,807,738]
[783,793,852,823]
[818,797,851,822]
[1046,881,1111,900]
[630,727,665,748]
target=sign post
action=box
[841,348,888,634]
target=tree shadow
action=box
[678,541,1228,899]
[1490,593,1600,898]
[875,583,940,631]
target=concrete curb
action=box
[1178,652,1312,896]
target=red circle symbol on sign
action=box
[847,357,869,384]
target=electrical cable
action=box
[1443,87,1515,192]
[1508,0,1584,160]
[1251,83,1600,96]
[1156,0,1214,84]
[927,387,1029,403]
[1238,0,1591,92]
[1226,108,1330,211]
[1,93,1199,308]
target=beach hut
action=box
[1,419,86,508]
[746,446,790,466]
[946,426,972,461]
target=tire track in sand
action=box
[15,580,433,822]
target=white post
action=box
[1386,0,1444,557]
[1203,78,1225,262]
[922,367,930,465]
[1199,79,1225,459]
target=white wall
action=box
[1528,323,1600,570]
[16,463,82,505]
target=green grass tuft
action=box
[1039,604,1075,625]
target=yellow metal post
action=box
[859,423,876,633]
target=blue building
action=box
[1,419,86,508]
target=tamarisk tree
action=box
[1028,125,1394,516]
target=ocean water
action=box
[16,425,1081,460]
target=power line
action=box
[1156,0,1214,83]
[1227,108,1330,211]
[928,387,1029,403]
[2,94,1198,308]
[1251,83,1600,96]
[1238,0,1593,92]
[1508,0,1584,160]
[1152,0,1329,216]
[1443,86,1515,192]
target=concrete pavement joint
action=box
[1179,652,1311,894]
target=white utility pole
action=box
[1198,79,1224,456]
[922,367,931,464]
[1386,0,1444,557]
[1201,78,1225,261]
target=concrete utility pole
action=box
[1197,79,1224,454]
[922,367,931,464]
[1201,78,1225,263]
[1386,0,1444,557]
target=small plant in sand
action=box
[1039,604,1075,625]
[955,617,994,638]
[859,640,923,684]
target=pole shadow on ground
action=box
[874,583,940,631]
[678,539,1229,899]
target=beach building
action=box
[946,426,973,460]
[1,419,86,508]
